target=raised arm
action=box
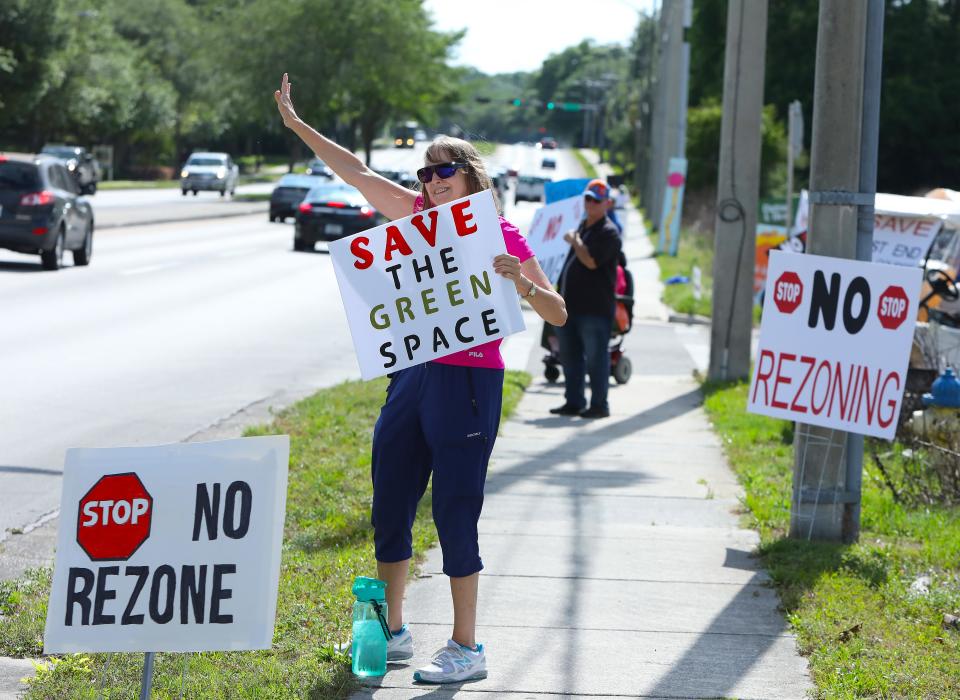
[274,73,417,220]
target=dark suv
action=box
[0,153,95,270]
[40,144,102,195]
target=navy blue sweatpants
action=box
[371,362,503,577]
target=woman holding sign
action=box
[276,74,566,684]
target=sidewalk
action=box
[352,209,813,698]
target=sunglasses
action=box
[417,161,467,183]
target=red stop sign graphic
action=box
[76,473,153,561]
[773,271,804,314]
[877,285,910,330]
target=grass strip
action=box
[702,380,960,698]
[0,371,530,698]
[98,174,278,191]
[469,140,497,157]
[573,150,598,179]
[648,229,714,318]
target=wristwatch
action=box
[524,280,537,299]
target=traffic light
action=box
[511,98,523,106]
[546,101,555,110]
[562,102,582,112]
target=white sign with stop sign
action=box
[748,251,922,439]
[44,436,289,653]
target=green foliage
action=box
[0,372,530,698]
[685,100,786,197]
[689,0,960,195]
[701,380,960,698]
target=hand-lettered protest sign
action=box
[748,251,922,439]
[44,436,290,653]
[328,190,525,379]
[526,196,583,286]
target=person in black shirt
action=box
[550,179,622,419]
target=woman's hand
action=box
[274,73,301,129]
[493,254,525,291]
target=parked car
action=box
[514,175,551,203]
[541,157,557,170]
[40,144,101,195]
[375,169,418,189]
[0,152,95,270]
[180,152,239,196]
[294,184,384,251]
[270,174,340,222]
[305,158,333,178]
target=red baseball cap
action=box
[583,179,609,201]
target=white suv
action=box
[180,152,239,197]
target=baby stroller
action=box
[541,256,635,385]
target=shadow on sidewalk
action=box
[486,386,706,691]
[644,572,794,698]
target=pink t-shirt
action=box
[413,194,534,369]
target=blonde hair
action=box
[421,135,500,212]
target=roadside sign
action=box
[748,251,922,440]
[44,436,290,653]
[328,190,525,380]
[658,158,687,256]
[526,196,583,285]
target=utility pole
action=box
[636,1,661,205]
[707,0,768,382]
[790,0,883,543]
[785,100,803,233]
[646,3,672,225]
[647,1,688,229]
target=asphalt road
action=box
[0,143,583,562]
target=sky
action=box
[424,0,657,76]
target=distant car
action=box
[539,137,558,150]
[294,184,384,251]
[541,157,557,170]
[414,129,428,142]
[270,174,341,222]
[375,169,418,189]
[180,152,239,197]
[305,158,333,178]
[40,144,101,195]
[0,152,95,270]
[514,175,551,204]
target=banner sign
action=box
[545,178,589,204]
[872,215,942,267]
[329,190,525,380]
[793,190,944,267]
[44,436,290,653]
[658,157,687,256]
[748,251,922,440]
[526,196,583,285]
[754,224,788,297]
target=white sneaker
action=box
[387,625,413,661]
[336,624,413,662]
[413,639,487,684]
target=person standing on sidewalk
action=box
[274,74,567,684]
[550,179,622,419]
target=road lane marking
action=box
[121,261,182,276]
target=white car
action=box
[180,152,239,197]
[514,175,551,203]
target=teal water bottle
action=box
[351,577,391,677]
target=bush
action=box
[685,100,787,198]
